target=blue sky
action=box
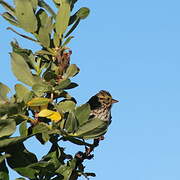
[1,0,180,180]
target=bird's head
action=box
[96,90,118,108]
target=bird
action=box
[68,90,118,140]
[87,90,118,124]
[78,90,119,154]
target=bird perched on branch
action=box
[88,90,118,124]
[68,90,118,140]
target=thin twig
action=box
[75,137,103,163]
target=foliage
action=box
[0,0,107,179]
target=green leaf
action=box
[6,143,38,179]
[14,0,37,32]
[65,18,80,38]
[62,36,74,47]
[32,83,52,97]
[1,12,19,27]
[19,121,28,137]
[0,119,16,138]
[64,82,78,90]
[11,52,35,86]
[30,0,38,11]
[0,136,29,149]
[55,79,71,90]
[76,7,90,19]
[70,0,78,10]
[55,0,71,38]
[59,118,65,130]
[0,103,20,117]
[0,0,15,16]
[69,14,76,26]
[7,27,37,42]
[15,84,30,102]
[82,126,108,139]
[38,27,50,47]
[0,82,10,103]
[41,145,63,169]
[23,91,35,104]
[75,104,90,126]
[53,32,60,47]
[57,100,76,113]
[0,157,9,180]
[63,64,80,79]
[43,71,57,82]
[12,167,37,179]
[32,122,51,134]
[72,118,109,139]
[11,40,31,56]
[0,154,11,164]
[63,136,92,146]
[15,178,26,180]
[56,159,76,179]
[28,161,54,174]
[41,132,50,143]
[1,129,45,148]
[36,9,53,48]
[65,112,78,133]
[53,0,61,3]
[68,7,90,26]
[35,50,54,56]
[36,9,48,27]
[12,114,33,125]
[38,0,56,19]
[27,97,51,107]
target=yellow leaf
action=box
[38,109,62,122]
[38,109,54,117]
[48,111,61,122]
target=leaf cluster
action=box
[0,0,108,179]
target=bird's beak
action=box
[111,99,119,104]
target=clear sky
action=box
[1,0,180,180]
